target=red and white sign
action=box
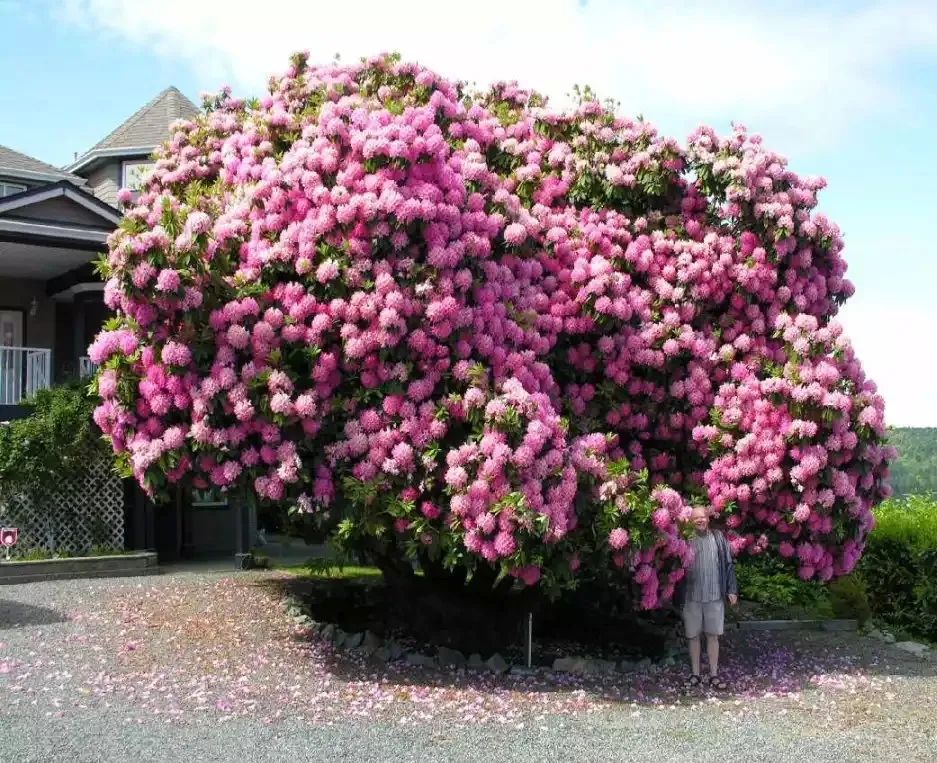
[0,527,17,547]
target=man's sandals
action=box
[683,674,702,693]
[684,674,729,692]
[706,675,729,691]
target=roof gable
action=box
[9,196,115,229]
[0,181,121,228]
[85,86,199,155]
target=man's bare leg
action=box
[705,633,720,677]
[688,636,701,676]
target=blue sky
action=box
[1,0,935,426]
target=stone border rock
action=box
[862,626,897,644]
[892,640,933,658]
[0,552,159,584]
[863,625,934,659]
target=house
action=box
[0,88,254,563]
[0,86,198,418]
[0,148,118,415]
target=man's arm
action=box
[721,532,739,599]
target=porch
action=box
[0,346,97,406]
[0,275,108,418]
[0,180,118,418]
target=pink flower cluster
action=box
[449,378,578,563]
[90,52,893,606]
[694,313,893,580]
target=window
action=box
[121,160,154,192]
[0,309,24,347]
[191,487,229,508]
[0,181,27,198]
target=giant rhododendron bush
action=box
[91,52,894,609]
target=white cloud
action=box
[59,0,937,152]
[837,231,937,427]
[839,298,937,428]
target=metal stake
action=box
[526,611,533,669]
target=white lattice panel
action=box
[0,451,124,555]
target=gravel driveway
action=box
[1,569,935,762]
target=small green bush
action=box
[735,554,830,617]
[14,548,70,561]
[828,574,871,625]
[5,547,127,561]
[0,381,106,500]
[248,553,271,569]
[0,382,114,556]
[860,495,937,641]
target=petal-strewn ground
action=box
[1,568,935,762]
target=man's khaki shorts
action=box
[683,600,725,638]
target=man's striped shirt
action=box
[687,531,722,602]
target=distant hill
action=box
[887,427,937,497]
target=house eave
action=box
[51,281,105,301]
[66,146,156,174]
[0,219,110,248]
[46,261,105,299]
[0,165,86,186]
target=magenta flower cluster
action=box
[90,52,894,605]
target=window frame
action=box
[121,160,155,192]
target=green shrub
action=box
[735,554,830,616]
[5,547,128,561]
[860,495,937,641]
[0,381,106,500]
[0,382,113,555]
[828,574,871,625]
[248,553,271,569]
[14,548,69,561]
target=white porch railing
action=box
[79,356,99,379]
[0,346,52,405]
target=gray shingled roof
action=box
[83,86,199,154]
[0,144,84,184]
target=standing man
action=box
[677,506,738,691]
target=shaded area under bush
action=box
[275,571,676,663]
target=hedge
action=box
[859,495,937,641]
[0,381,106,503]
